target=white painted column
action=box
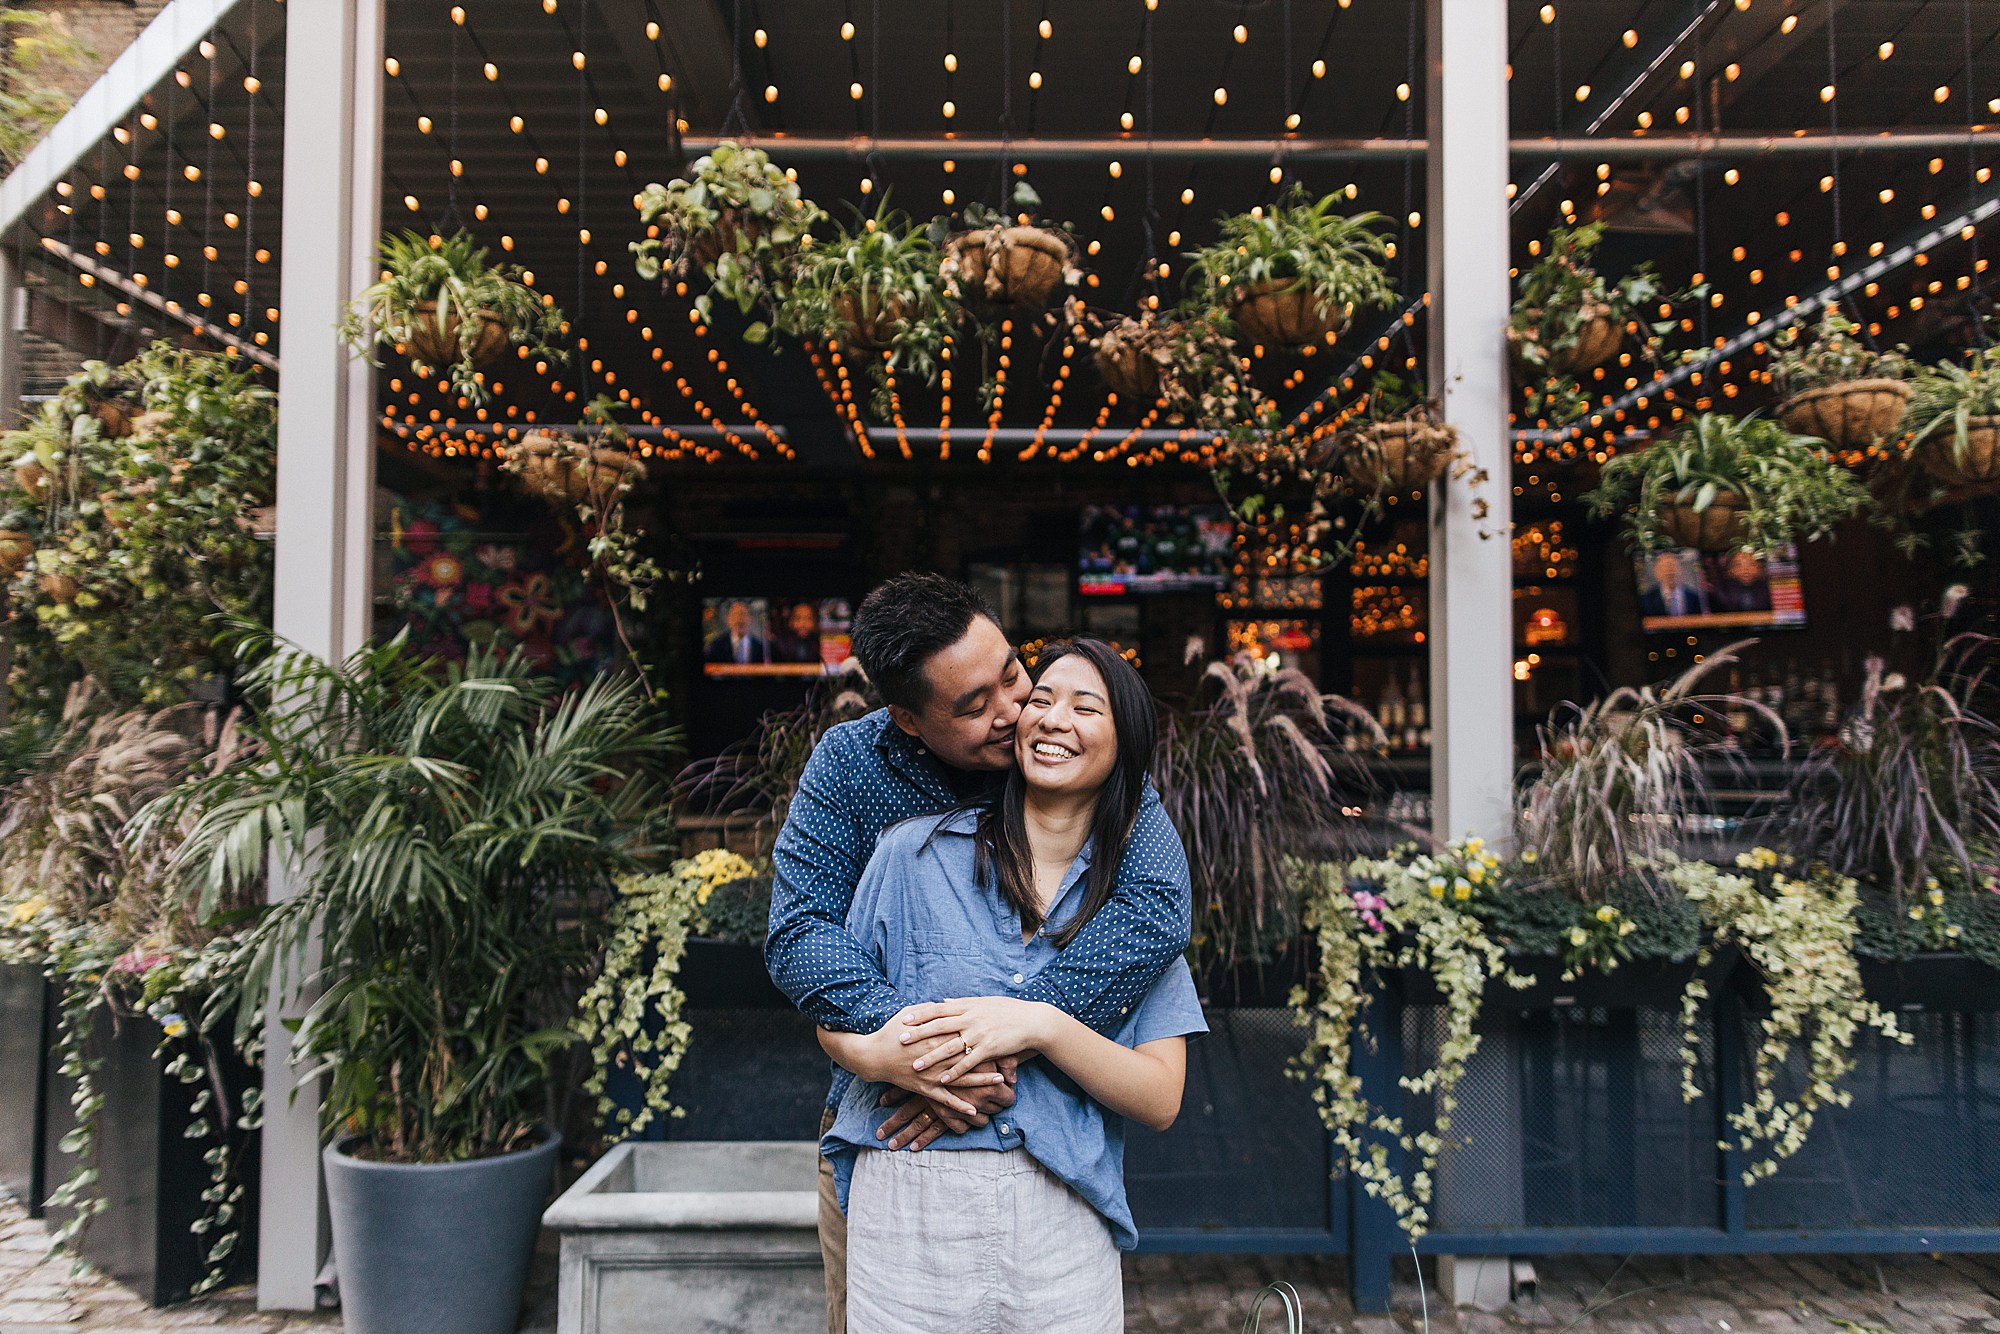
[1424,0,1524,1304]
[1426,0,1514,848]
[0,249,20,729]
[260,0,383,1309]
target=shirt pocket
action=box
[907,927,1004,998]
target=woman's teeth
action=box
[1032,741,1077,759]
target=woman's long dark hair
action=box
[975,638,1158,947]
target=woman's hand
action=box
[896,997,1058,1084]
[817,1006,1009,1118]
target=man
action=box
[770,599,824,663]
[704,598,768,664]
[765,572,1192,1334]
[1640,551,1709,619]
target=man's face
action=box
[726,602,751,635]
[888,615,1030,772]
[788,603,819,637]
[1652,554,1681,591]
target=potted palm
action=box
[631,140,823,335]
[1188,191,1395,351]
[1770,306,1914,452]
[1905,346,2000,487]
[1584,413,1870,554]
[157,633,676,1334]
[340,230,566,404]
[942,185,1079,312]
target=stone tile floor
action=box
[5,1192,1998,1331]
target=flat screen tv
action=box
[1635,545,1805,633]
[701,596,854,677]
[1078,504,1233,596]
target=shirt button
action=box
[1011,972,1025,985]
[1120,1006,1129,1015]
[999,1123,1012,1136]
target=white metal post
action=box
[260,0,383,1309]
[1425,0,1524,1303]
[1426,0,1514,848]
[0,249,19,729]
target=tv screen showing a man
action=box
[702,598,770,671]
[1635,546,1806,632]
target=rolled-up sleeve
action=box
[764,728,910,1034]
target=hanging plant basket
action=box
[0,530,30,577]
[1092,319,1165,402]
[1338,420,1459,493]
[1228,280,1345,350]
[14,459,51,503]
[1778,379,1912,452]
[830,291,910,352]
[1658,490,1751,551]
[90,401,138,439]
[1510,302,1625,377]
[405,302,511,373]
[945,226,1072,310]
[37,572,78,604]
[687,208,767,272]
[512,432,641,505]
[1914,415,2000,487]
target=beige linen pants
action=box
[818,1109,848,1334]
[845,1147,1124,1334]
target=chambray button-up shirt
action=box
[765,708,1193,1106]
[819,809,1208,1249]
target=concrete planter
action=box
[324,1127,559,1334]
[543,1141,822,1334]
[0,963,52,1213]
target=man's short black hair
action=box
[851,572,998,712]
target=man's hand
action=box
[874,1057,1020,1149]
[899,998,1057,1085]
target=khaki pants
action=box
[818,1108,847,1334]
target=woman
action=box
[817,638,1204,1333]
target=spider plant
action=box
[1769,305,1913,399]
[1153,654,1382,977]
[1781,610,2000,924]
[631,140,824,331]
[776,201,954,413]
[1187,191,1395,332]
[1518,643,1779,903]
[1906,346,2000,466]
[147,630,677,1163]
[339,229,567,405]
[1584,412,1871,555]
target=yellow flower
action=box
[1947,925,1963,940]
[1596,905,1618,923]
[1520,849,1538,864]
[1429,883,1446,899]
[1926,876,1941,891]
[1569,927,1589,947]
[8,894,46,926]
[1467,864,1486,885]
[1910,905,1927,920]
[1618,921,1636,936]
[1465,837,1484,854]
[1929,888,1945,906]
[1453,884,1472,901]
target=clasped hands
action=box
[843,996,1057,1152]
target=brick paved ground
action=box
[6,1192,1998,1332]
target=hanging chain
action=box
[243,0,260,332]
[576,0,589,402]
[445,1,462,230]
[1825,0,1843,257]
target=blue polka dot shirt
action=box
[765,708,1193,1052]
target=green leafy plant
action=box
[0,344,278,712]
[776,202,955,417]
[1769,305,1913,399]
[340,230,566,404]
[1662,851,1907,1183]
[1510,223,1688,422]
[1782,596,2000,935]
[1905,345,2000,467]
[1584,412,1871,555]
[943,183,1081,314]
[1153,655,1380,976]
[631,141,824,333]
[0,8,91,167]
[1187,191,1395,341]
[150,632,677,1163]
[1291,841,1530,1239]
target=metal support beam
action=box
[661,129,2000,164]
[34,239,279,371]
[259,0,383,1310]
[1426,0,1514,849]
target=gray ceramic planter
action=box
[324,1127,560,1334]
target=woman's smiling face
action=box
[1017,653,1120,797]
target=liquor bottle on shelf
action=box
[1818,657,1841,737]
[1725,670,1752,742]
[1404,664,1426,750]
[1379,671,1406,746]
